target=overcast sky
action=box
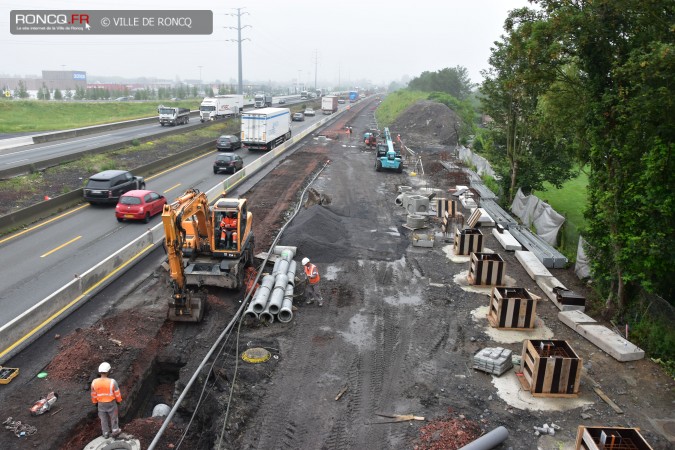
[2,0,531,87]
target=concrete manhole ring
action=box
[84,436,141,450]
[241,347,271,364]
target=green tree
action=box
[53,88,63,100]
[408,66,475,100]
[206,86,215,97]
[218,84,227,95]
[16,80,29,98]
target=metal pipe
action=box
[252,275,274,314]
[286,260,297,286]
[458,426,509,450]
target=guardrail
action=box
[0,102,355,364]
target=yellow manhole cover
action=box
[241,347,271,364]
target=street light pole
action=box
[198,66,203,94]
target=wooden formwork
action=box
[488,287,538,329]
[436,198,458,218]
[519,339,582,397]
[453,227,483,255]
[441,211,464,234]
[468,252,505,286]
[575,426,653,450]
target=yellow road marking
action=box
[164,183,182,193]
[146,151,215,180]
[0,242,155,361]
[40,235,82,258]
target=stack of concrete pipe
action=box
[244,246,298,324]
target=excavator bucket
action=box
[168,290,205,322]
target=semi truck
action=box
[254,93,273,108]
[158,106,190,126]
[199,95,244,122]
[241,107,292,151]
[321,95,338,115]
[300,90,309,99]
[349,91,359,103]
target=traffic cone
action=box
[44,195,51,201]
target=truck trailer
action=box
[349,91,359,103]
[241,107,292,151]
[321,95,339,115]
[254,93,273,108]
[159,106,190,126]
[199,95,244,122]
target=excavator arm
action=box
[161,188,206,322]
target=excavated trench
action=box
[127,358,184,420]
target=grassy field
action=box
[375,90,429,127]
[535,169,589,256]
[0,99,200,134]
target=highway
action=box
[0,96,305,172]
[0,102,345,330]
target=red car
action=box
[115,190,167,223]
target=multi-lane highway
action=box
[0,96,306,172]
[0,100,346,331]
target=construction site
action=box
[0,97,673,450]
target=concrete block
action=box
[492,228,522,251]
[558,310,596,331]
[535,276,584,312]
[575,324,645,362]
[515,250,552,280]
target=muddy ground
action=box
[1,98,673,450]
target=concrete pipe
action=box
[271,258,282,276]
[458,426,509,450]
[260,302,274,324]
[268,284,286,315]
[244,301,259,320]
[406,214,426,229]
[152,404,171,418]
[395,194,404,206]
[276,259,290,277]
[286,260,297,287]
[278,295,294,323]
[272,245,297,259]
[252,275,275,314]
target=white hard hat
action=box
[98,362,111,373]
[301,257,310,266]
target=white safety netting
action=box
[458,147,497,178]
[510,188,566,246]
[574,236,591,279]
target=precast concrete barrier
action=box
[0,136,34,150]
[0,101,354,363]
[0,228,155,363]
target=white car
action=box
[304,108,316,117]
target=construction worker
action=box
[220,211,238,249]
[302,257,323,306]
[91,362,123,439]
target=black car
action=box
[292,112,305,122]
[83,170,145,204]
[213,153,244,174]
[216,135,242,151]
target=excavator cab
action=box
[212,198,251,258]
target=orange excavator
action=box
[161,188,254,322]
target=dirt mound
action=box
[391,100,461,148]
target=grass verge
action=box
[375,90,429,127]
[535,168,589,257]
[0,99,200,134]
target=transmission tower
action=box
[225,8,250,95]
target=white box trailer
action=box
[200,95,244,122]
[321,95,338,114]
[241,108,291,151]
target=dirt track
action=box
[1,98,673,449]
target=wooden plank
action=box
[542,358,557,393]
[592,386,624,414]
[559,358,571,396]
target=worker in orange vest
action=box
[220,211,238,249]
[302,257,323,306]
[91,362,123,439]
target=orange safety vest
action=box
[304,263,320,285]
[91,377,122,404]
